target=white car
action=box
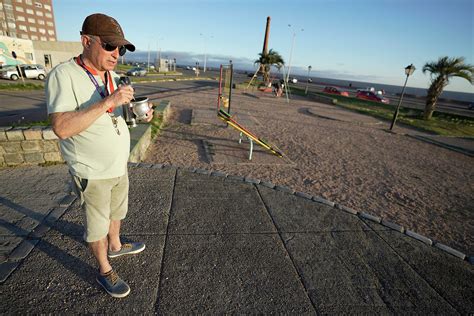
[290,78,298,83]
[1,64,46,80]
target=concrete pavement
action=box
[1,163,473,314]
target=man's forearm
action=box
[50,98,114,139]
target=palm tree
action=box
[255,49,285,84]
[422,56,473,120]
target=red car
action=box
[356,91,390,104]
[323,86,349,97]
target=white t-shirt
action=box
[46,58,130,179]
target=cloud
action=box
[127,50,256,70]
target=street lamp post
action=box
[200,33,213,73]
[285,25,304,85]
[305,65,312,94]
[389,64,416,131]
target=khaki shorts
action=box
[71,173,129,242]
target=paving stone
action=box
[157,234,314,314]
[3,153,24,165]
[381,219,405,233]
[281,230,459,315]
[44,152,63,162]
[41,128,58,140]
[21,140,42,152]
[257,186,369,232]
[405,230,433,246]
[23,127,43,140]
[0,261,20,283]
[128,166,175,181]
[294,191,312,200]
[359,212,382,223]
[9,239,40,260]
[244,177,260,184]
[1,234,165,313]
[30,224,51,239]
[195,168,210,175]
[0,128,9,141]
[274,185,294,194]
[45,207,68,223]
[138,162,153,168]
[43,140,59,152]
[210,171,227,178]
[2,141,22,153]
[313,196,335,207]
[225,175,244,182]
[23,152,45,164]
[335,203,357,214]
[59,195,76,207]
[5,129,24,141]
[0,236,24,258]
[259,181,275,189]
[434,242,466,260]
[375,230,474,315]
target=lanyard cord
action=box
[76,55,114,113]
[75,56,121,135]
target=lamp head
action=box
[405,64,416,76]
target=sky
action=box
[53,0,473,93]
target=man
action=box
[46,13,153,298]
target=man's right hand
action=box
[106,84,135,110]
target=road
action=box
[290,80,474,118]
[0,72,472,127]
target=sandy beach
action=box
[144,83,474,255]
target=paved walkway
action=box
[1,164,473,314]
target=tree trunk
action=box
[424,77,446,120]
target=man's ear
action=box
[80,35,90,48]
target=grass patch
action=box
[10,119,50,128]
[150,113,164,138]
[0,82,44,91]
[308,90,474,136]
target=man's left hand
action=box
[141,102,154,123]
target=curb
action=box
[128,162,471,264]
[407,135,474,158]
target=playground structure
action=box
[217,64,284,160]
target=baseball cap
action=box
[81,13,135,52]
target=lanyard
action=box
[75,55,114,112]
[75,55,121,135]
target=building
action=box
[155,58,176,73]
[0,35,81,68]
[0,1,82,69]
[0,0,57,41]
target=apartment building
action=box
[0,0,56,41]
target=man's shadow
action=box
[0,196,96,286]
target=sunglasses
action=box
[90,36,127,56]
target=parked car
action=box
[356,91,390,104]
[126,67,147,76]
[323,86,349,97]
[307,78,313,83]
[290,77,298,83]
[1,64,46,80]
